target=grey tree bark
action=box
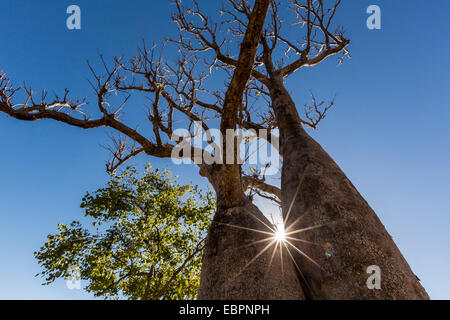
[198,200,304,299]
[0,0,429,300]
[268,75,429,299]
[197,0,305,300]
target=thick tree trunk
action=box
[197,200,305,299]
[198,0,288,299]
[269,76,429,299]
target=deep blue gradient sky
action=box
[0,0,449,299]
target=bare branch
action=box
[170,0,270,86]
[300,91,335,129]
[242,175,281,200]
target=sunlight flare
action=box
[214,213,325,278]
[274,226,286,242]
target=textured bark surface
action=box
[219,0,271,209]
[269,77,429,300]
[198,201,305,300]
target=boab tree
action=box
[0,0,429,299]
[0,0,304,299]
[165,0,429,299]
[35,165,214,300]
[203,0,427,299]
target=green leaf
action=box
[34,163,214,301]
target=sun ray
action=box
[283,241,313,293]
[213,221,274,236]
[283,173,307,226]
[237,239,277,276]
[285,239,323,270]
[238,236,273,250]
[285,224,326,237]
[247,211,277,233]
[285,236,319,246]
[284,213,308,233]
[212,206,327,280]
[279,240,284,275]
[265,242,279,276]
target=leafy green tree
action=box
[34,165,214,300]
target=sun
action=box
[274,226,286,242]
[212,179,326,277]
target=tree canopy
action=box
[34,165,214,300]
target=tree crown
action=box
[34,164,214,300]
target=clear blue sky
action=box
[0,0,449,299]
